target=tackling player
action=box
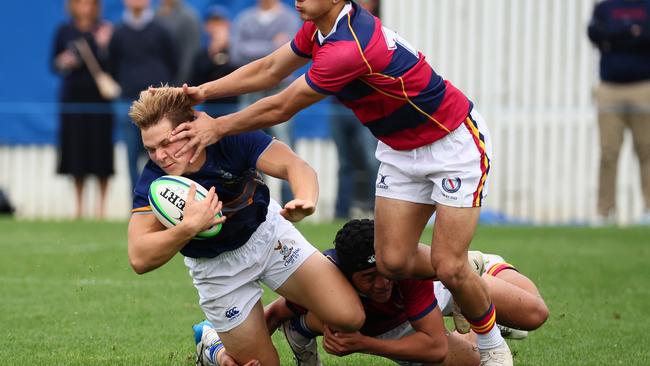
[194,219,548,366]
[160,1,508,363]
[126,86,365,366]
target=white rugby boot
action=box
[498,324,529,340]
[479,341,514,366]
[281,320,322,366]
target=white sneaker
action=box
[479,341,513,366]
[281,320,322,366]
[498,324,528,340]
[452,251,486,334]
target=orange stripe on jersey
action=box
[463,117,489,207]
[131,206,152,213]
[347,11,451,135]
[347,12,373,74]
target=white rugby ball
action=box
[148,175,222,239]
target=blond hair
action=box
[128,86,194,129]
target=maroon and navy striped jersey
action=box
[291,1,472,150]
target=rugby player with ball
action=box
[126,86,364,366]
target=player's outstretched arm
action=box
[127,185,225,274]
[171,75,326,164]
[197,43,309,101]
[256,140,319,222]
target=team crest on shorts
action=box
[442,177,462,193]
[275,239,301,267]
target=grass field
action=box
[1,218,649,365]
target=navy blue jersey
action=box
[132,131,273,258]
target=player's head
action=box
[334,219,393,303]
[294,0,346,22]
[129,86,198,175]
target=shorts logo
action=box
[275,240,301,267]
[442,177,462,193]
[225,306,240,320]
[376,174,389,190]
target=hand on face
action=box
[169,110,222,164]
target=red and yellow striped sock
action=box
[486,262,518,277]
[467,303,497,335]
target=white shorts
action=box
[184,200,317,332]
[375,321,422,366]
[434,253,510,316]
[375,109,492,207]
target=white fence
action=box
[0,0,645,224]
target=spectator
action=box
[230,0,301,204]
[190,5,238,117]
[51,0,115,219]
[329,0,380,219]
[588,0,650,224]
[156,0,201,85]
[108,0,177,194]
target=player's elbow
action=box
[128,249,154,275]
[424,334,448,364]
[129,257,151,275]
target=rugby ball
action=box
[148,175,222,239]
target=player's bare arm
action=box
[194,43,309,102]
[256,140,319,222]
[171,75,326,163]
[322,309,450,363]
[127,185,225,274]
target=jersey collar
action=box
[317,1,353,44]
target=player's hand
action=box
[280,199,316,222]
[322,325,366,356]
[182,83,207,105]
[170,111,223,163]
[181,184,225,235]
[216,349,260,366]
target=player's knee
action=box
[433,258,470,290]
[327,305,365,333]
[376,253,412,280]
[526,299,549,330]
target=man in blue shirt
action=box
[588,0,650,224]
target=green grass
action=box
[1,218,649,365]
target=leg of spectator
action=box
[596,84,626,218]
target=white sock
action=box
[476,325,505,350]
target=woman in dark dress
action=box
[51,0,114,219]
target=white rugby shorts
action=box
[184,200,317,332]
[375,109,492,207]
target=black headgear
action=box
[334,219,376,276]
